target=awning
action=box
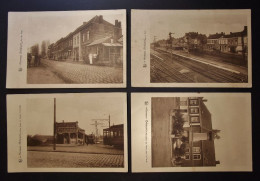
[87,36,112,46]
[102,43,123,47]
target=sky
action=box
[149,10,248,40]
[202,94,251,169]
[26,11,124,49]
[26,95,125,136]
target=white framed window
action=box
[192,147,201,153]
[190,116,200,123]
[190,108,199,114]
[193,154,201,160]
[185,147,190,153]
[189,99,198,106]
[185,154,190,160]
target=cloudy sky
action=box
[149,10,249,40]
[26,95,125,136]
[203,94,251,169]
[26,11,124,48]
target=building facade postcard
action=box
[7,93,127,172]
[131,10,252,87]
[131,93,252,172]
[6,10,126,88]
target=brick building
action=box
[49,15,123,66]
[56,121,85,145]
[170,97,220,167]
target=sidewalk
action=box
[27,144,124,155]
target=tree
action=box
[174,143,186,157]
[41,40,47,58]
[31,44,39,56]
[172,109,185,135]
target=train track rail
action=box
[151,53,194,83]
[154,49,248,83]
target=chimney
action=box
[62,120,64,123]
[115,20,118,27]
[99,15,103,23]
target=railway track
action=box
[151,53,194,83]
[154,49,248,83]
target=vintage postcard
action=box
[131,93,252,172]
[131,10,252,87]
[7,93,127,172]
[6,10,126,88]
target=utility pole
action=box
[53,98,56,150]
[92,115,111,143]
[169,32,174,59]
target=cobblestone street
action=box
[27,59,123,84]
[27,144,124,168]
[27,151,124,168]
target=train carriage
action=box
[103,124,124,148]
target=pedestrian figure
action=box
[27,53,32,68]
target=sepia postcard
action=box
[131,10,252,87]
[6,10,126,88]
[7,93,127,172]
[131,93,252,172]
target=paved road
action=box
[28,144,124,155]
[151,97,178,167]
[27,151,124,168]
[27,65,66,84]
[40,59,123,84]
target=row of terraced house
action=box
[156,26,248,55]
[47,15,123,66]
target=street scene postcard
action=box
[131,10,252,87]
[6,10,126,88]
[7,93,127,172]
[131,93,252,172]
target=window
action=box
[83,34,85,42]
[180,100,187,106]
[185,147,190,153]
[189,99,198,106]
[87,31,90,40]
[190,116,200,123]
[193,154,201,160]
[185,154,190,160]
[190,108,199,114]
[192,147,201,153]
[77,36,79,44]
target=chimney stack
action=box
[99,15,103,23]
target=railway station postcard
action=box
[131,10,252,87]
[6,10,126,88]
[131,93,252,172]
[7,93,128,172]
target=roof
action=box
[87,36,112,46]
[208,33,225,39]
[103,124,123,131]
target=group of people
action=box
[27,53,41,68]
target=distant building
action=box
[50,15,123,66]
[170,97,220,167]
[206,26,247,54]
[55,121,85,145]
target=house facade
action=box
[55,121,85,145]
[49,15,123,66]
[206,26,248,54]
[170,97,220,167]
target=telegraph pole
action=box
[53,98,56,150]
